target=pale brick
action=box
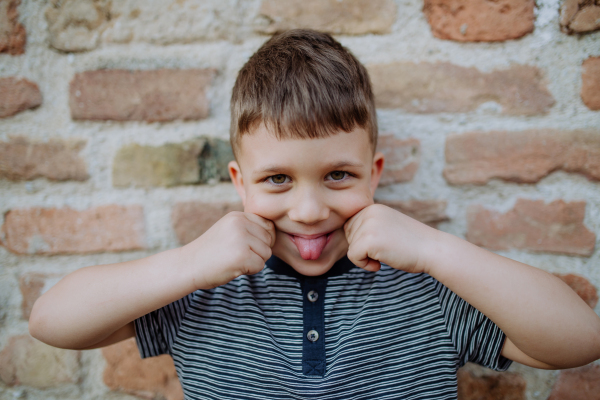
[1,205,146,255]
[375,199,448,228]
[376,135,420,185]
[553,273,599,308]
[0,0,26,55]
[102,338,183,400]
[112,137,234,188]
[19,273,62,320]
[0,78,42,118]
[369,63,554,115]
[443,130,600,185]
[560,0,600,34]
[0,136,88,181]
[0,335,80,388]
[172,202,243,245]
[457,368,526,400]
[69,69,215,122]
[256,0,396,35]
[424,0,534,42]
[548,364,600,399]
[466,199,596,256]
[581,57,600,111]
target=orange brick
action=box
[457,368,526,400]
[376,135,420,185]
[172,202,243,245]
[554,274,599,309]
[581,57,600,111]
[0,78,42,118]
[375,199,448,228]
[0,0,26,55]
[548,364,600,399]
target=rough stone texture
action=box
[1,205,146,255]
[443,130,600,185]
[45,0,111,52]
[172,202,243,245]
[553,273,599,308]
[19,273,62,320]
[457,368,526,400]
[69,69,215,122]
[102,338,183,400]
[369,62,554,115]
[375,199,449,228]
[560,0,600,34]
[0,136,88,181]
[581,57,600,110]
[423,0,535,42]
[0,78,42,118]
[547,364,600,399]
[256,0,397,35]
[376,134,420,185]
[113,137,234,188]
[0,0,26,55]
[466,199,596,257]
[0,335,80,388]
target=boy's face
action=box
[229,124,384,276]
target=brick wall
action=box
[0,0,599,399]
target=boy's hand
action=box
[344,204,439,274]
[180,212,276,290]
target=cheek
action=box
[332,188,374,220]
[243,190,287,221]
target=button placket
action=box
[301,277,327,376]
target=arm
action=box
[29,212,275,350]
[427,231,600,369]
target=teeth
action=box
[294,235,328,260]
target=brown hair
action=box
[230,29,377,156]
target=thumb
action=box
[363,258,381,272]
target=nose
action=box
[287,186,330,225]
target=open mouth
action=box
[287,232,334,260]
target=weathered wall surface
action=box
[1,0,599,399]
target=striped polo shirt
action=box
[135,256,512,399]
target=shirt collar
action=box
[266,255,356,280]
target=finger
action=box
[344,210,366,245]
[243,250,269,275]
[245,222,275,248]
[244,213,276,247]
[363,258,381,272]
[247,235,273,262]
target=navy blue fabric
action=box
[301,277,327,375]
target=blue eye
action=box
[268,174,289,185]
[328,171,347,181]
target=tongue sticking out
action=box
[294,235,328,260]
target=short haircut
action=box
[230,29,377,156]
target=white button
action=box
[307,290,318,302]
[307,330,319,342]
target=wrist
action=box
[420,228,456,279]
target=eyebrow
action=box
[255,160,364,175]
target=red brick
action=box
[375,199,448,228]
[424,0,534,42]
[0,335,80,388]
[102,338,183,400]
[172,202,243,245]
[443,130,600,185]
[548,364,600,399]
[69,69,215,122]
[0,136,88,181]
[19,273,62,320]
[376,134,420,185]
[554,274,599,309]
[0,0,26,55]
[560,0,600,34]
[369,63,554,115]
[582,57,600,111]
[1,205,146,255]
[0,78,42,118]
[466,199,596,256]
[257,0,396,35]
[457,368,526,400]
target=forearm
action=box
[427,230,600,368]
[29,247,196,350]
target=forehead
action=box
[237,124,373,173]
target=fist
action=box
[343,204,439,275]
[180,212,276,290]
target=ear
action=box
[228,160,246,205]
[369,152,385,196]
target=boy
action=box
[30,29,600,399]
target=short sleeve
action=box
[134,292,194,358]
[432,279,513,371]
